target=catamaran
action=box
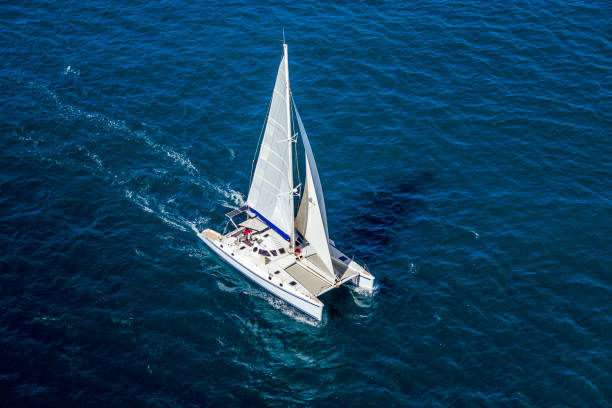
[198,42,374,320]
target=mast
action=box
[247,44,294,242]
[284,42,295,253]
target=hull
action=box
[354,272,375,290]
[199,232,324,320]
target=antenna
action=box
[283,27,285,45]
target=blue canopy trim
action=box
[247,206,290,241]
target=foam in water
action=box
[165,150,198,174]
[63,65,80,76]
[23,79,243,226]
[351,283,379,298]
[350,285,376,308]
[32,315,61,323]
[244,287,324,327]
[186,216,210,235]
[159,216,187,232]
[264,295,324,327]
[125,190,154,214]
[209,182,245,207]
[187,248,211,261]
[133,130,199,175]
[216,281,239,293]
[34,80,199,182]
[80,147,104,170]
[124,190,194,235]
[36,81,128,133]
[19,86,219,238]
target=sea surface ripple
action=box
[1,1,610,407]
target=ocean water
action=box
[1,1,611,406]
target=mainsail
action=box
[247,46,293,241]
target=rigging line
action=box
[290,92,301,198]
[248,70,276,195]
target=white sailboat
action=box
[198,42,374,320]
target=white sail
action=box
[296,158,335,282]
[247,47,293,241]
[293,100,328,238]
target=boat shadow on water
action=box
[340,170,436,261]
[324,171,436,301]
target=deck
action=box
[285,263,334,296]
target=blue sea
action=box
[1,1,610,406]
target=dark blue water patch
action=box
[340,170,437,258]
[1,0,611,406]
